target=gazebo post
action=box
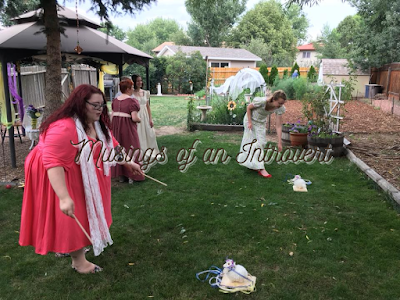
[146,65,150,91]
[118,63,123,81]
[15,61,25,136]
[1,56,17,168]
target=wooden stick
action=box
[144,174,167,186]
[72,214,93,244]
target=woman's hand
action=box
[149,119,154,128]
[278,141,283,152]
[59,196,75,217]
[124,161,144,176]
[247,122,253,130]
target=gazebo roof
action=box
[0,6,152,66]
[12,6,101,29]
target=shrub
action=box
[291,62,300,77]
[195,89,205,98]
[307,65,317,82]
[272,78,296,99]
[269,65,278,86]
[283,69,289,79]
[293,77,309,100]
[259,64,269,85]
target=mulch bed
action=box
[2,100,400,191]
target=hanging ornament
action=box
[74,0,83,54]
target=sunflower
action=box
[227,101,237,111]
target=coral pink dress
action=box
[19,118,118,255]
[111,97,144,181]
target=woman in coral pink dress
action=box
[19,84,143,274]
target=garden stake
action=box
[72,214,93,244]
[144,174,167,186]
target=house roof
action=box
[321,59,369,76]
[152,41,175,53]
[297,43,316,51]
[157,45,262,61]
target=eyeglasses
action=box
[86,101,106,110]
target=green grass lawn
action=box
[2,131,400,299]
[108,95,192,128]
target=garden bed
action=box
[190,123,243,131]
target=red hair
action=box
[119,79,133,93]
[40,84,111,141]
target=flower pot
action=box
[31,118,37,129]
[290,132,308,147]
[307,134,344,157]
[282,126,292,147]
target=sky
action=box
[65,0,357,43]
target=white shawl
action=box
[74,117,116,256]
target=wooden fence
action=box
[209,67,315,85]
[370,62,400,117]
[371,63,400,99]
[9,65,97,108]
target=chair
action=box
[1,120,23,144]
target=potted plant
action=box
[302,86,346,157]
[282,123,294,147]
[289,121,309,147]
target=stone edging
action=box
[345,148,400,205]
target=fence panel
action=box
[210,67,315,85]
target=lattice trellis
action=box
[324,81,345,133]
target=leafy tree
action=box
[0,0,156,115]
[307,65,317,82]
[166,51,206,93]
[283,3,309,45]
[98,22,126,41]
[126,18,187,54]
[291,62,300,76]
[259,64,269,84]
[124,56,169,94]
[0,0,40,26]
[169,30,192,46]
[185,0,247,47]
[314,25,346,59]
[231,0,297,66]
[269,65,279,86]
[285,0,347,7]
[349,0,400,70]
[240,38,273,66]
[336,15,362,54]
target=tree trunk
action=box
[43,0,62,116]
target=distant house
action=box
[155,44,262,68]
[318,59,370,98]
[296,43,319,67]
[152,42,175,55]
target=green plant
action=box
[291,62,300,76]
[293,77,309,100]
[269,65,278,86]
[259,64,269,84]
[272,78,296,99]
[187,96,195,131]
[289,121,309,133]
[195,89,205,98]
[283,69,289,79]
[307,65,317,83]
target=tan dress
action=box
[237,97,286,170]
[133,90,160,158]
